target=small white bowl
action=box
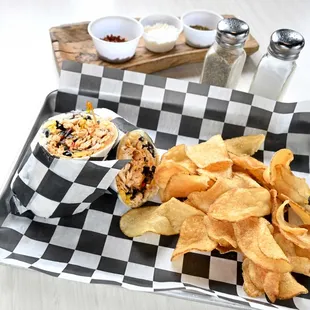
[181,10,223,48]
[88,16,144,63]
[140,14,183,53]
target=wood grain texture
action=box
[50,15,259,73]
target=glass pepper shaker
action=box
[249,29,305,101]
[200,18,249,88]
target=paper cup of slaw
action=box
[38,111,119,159]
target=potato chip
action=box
[225,134,265,156]
[233,172,261,188]
[161,144,197,174]
[216,245,240,254]
[247,259,266,290]
[154,161,189,189]
[185,135,232,170]
[171,215,217,261]
[276,200,308,235]
[187,175,259,214]
[120,198,204,237]
[163,174,213,202]
[233,217,292,273]
[208,188,271,222]
[278,273,308,299]
[270,149,293,183]
[197,167,232,179]
[229,152,268,187]
[183,199,195,207]
[280,228,310,250]
[274,233,296,257]
[242,258,264,297]
[295,245,310,259]
[204,215,237,248]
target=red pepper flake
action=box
[102,34,127,43]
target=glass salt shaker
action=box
[249,29,305,101]
[200,18,249,88]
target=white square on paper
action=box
[208,86,232,101]
[27,194,59,218]
[113,199,130,216]
[157,111,181,135]
[69,250,101,269]
[99,78,123,102]
[225,101,251,126]
[32,258,67,274]
[59,71,81,95]
[155,246,183,273]
[287,133,310,156]
[294,100,310,113]
[19,154,48,190]
[252,96,276,112]
[102,236,132,261]
[165,78,188,93]
[117,103,139,125]
[2,213,32,234]
[50,226,81,249]
[133,233,160,246]
[199,119,224,141]
[123,71,146,85]
[59,273,91,283]
[83,209,112,235]
[82,63,104,77]
[97,168,119,189]
[176,135,199,146]
[268,113,293,134]
[76,95,98,110]
[50,159,86,182]
[92,270,124,283]
[141,86,164,110]
[14,236,48,258]
[61,183,95,204]
[182,93,208,118]
[125,262,154,281]
[0,248,11,259]
[181,274,209,290]
[209,256,237,284]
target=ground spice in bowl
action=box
[190,25,211,31]
[101,35,127,42]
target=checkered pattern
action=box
[1,61,310,310]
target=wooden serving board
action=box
[50,15,259,74]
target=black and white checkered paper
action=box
[1,61,310,310]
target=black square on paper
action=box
[42,244,74,263]
[155,132,177,150]
[137,107,160,130]
[154,268,181,282]
[159,235,179,249]
[179,115,202,138]
[209,280,237,295]
[59,209,88,229]
[145,75,166,88]
[211,249,237,261]
[289,112,310,134]
[18,148,32,174]
[108,216,132,240]
[102,67,124,80]
[292,273,310,299]
[63,264,95,277]
[182,253,210,278]
[98,99,119,113]
[237,261,243,286]
[0,228,23,252]
[75,162,108,187]
[78,74,101,98]
[90,193,117,214]
[33,144,54,168]
[123,276,153,288]
[84,189,106,203]
[274,101,297,113]
[120,82,143,106]
[98,256,127,275]
[290,154,310,173]
[25,221,56,243]
[51,203,80,218]
[7,253,38,265]
[128,241,157,267]
[264,132,287,152]
[252,149,264,162]
[36,170,72,201]
[246,107,272,131]
[12,177,35,206]
[272,296,300,308]
[55,91,78,113]
[230,90,254,105]
[62,61,83,73]
[76,230,106,255]
[30,266,59,278]
[162,90,186,114]
[187,82,209,97]
[221,123,245,140]
[204,98,229,122]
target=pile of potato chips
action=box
[120,134,310,302]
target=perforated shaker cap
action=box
[216,18,250,47]
[268,29,305,60]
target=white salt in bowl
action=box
[140,14,183,53]
[182,10,223,48]
[88,16,144,63]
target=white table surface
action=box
[0,0,309,309]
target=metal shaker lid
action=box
[268,29,305,60]
[216,18,250,47]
